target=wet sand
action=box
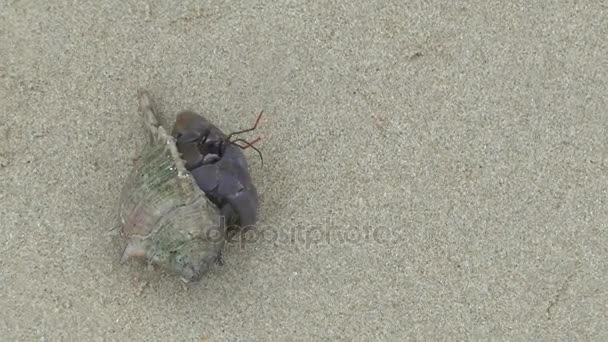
[2,1,607,340]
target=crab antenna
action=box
[230,138,264,166]
[234,136,261,147]
[225,110,264,142]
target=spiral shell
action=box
[117,90,225,282]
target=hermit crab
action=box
[171,107,262,239]
[117,89,261,282]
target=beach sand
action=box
[1,1,607,340]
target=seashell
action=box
[117,89,225,283]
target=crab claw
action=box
[172,111,260,238]
[172,111,223,170]
[189,143,259,237]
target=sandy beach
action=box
[2,1,607,340]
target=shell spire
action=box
[137,89,199,200]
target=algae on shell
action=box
[117,90,225,282]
